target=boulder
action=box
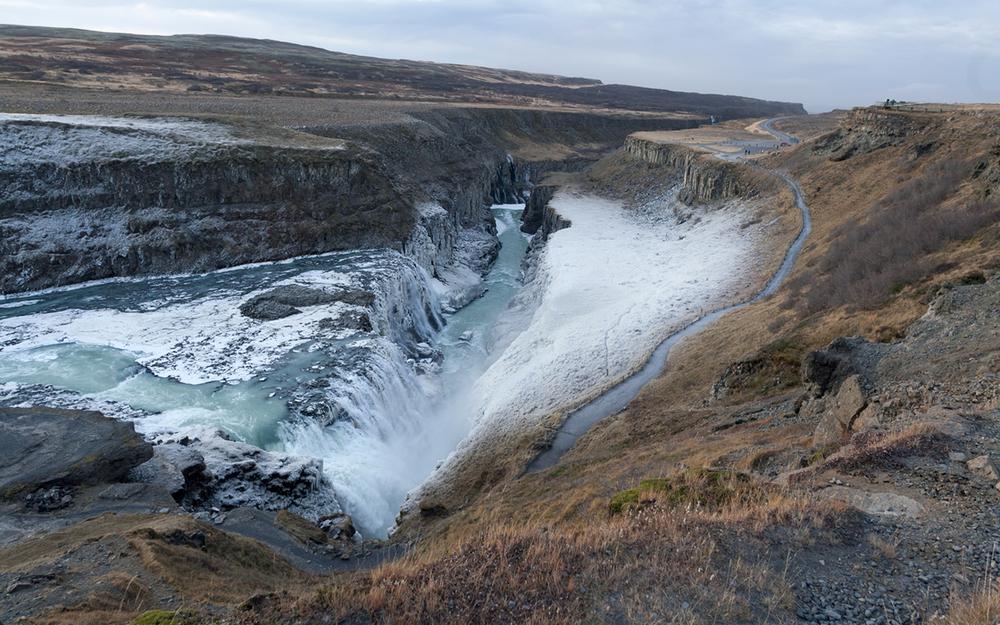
[801,337,878,397]
[830,375,868,426]
[0,407,153,499]
[276,509,329,545]
[318,512,357,540]
[812,375,869,447]
[967,455,1000,481]
[130,444,207,500]
[851,403,882,431]
[818,486,924,518]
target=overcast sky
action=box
[2,0,999,112]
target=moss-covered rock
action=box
[129,609,200,625]
[608,469,756,515]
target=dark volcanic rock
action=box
[239,285,376,320]
[0,124,416,295]
[0,407,153,498]
[129,445,208,501]
[801,336,878,397]
[146,429,340,520]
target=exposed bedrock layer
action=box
[520,185,560,236]
[307,106,703,228]
[0,142,416,294]
[521,133,775,240]
[0,106,701,294]
[622,135,759,204]
[813,107,936,162]
[0,406,152,499]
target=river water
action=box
[0,205,529,536]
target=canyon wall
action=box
[0,107,701,294]
[622,135,754,204]
[813,107,938,162]
[0,135,416,293]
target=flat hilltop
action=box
[0,24,805,119]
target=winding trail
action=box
[759,116,801,146]
[525,119,811,474]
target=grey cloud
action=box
[2,0,998,111]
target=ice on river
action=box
[407,190,776,506]
[0,294,354,385]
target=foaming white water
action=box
[281,205,529,536]
[280,341,440,536]
[0,206,529,538]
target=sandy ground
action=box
[631,119,791,159]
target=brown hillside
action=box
[0,24,805,118]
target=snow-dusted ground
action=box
[0,112,345,173]
[477,191,767,419]
[404,189,778,511]
[0,113,251,166]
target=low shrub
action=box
[789,158,1000,313]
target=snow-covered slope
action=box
[402,187,781,518]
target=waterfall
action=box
[0,206,529,540]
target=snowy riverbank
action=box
[402,187,782,515]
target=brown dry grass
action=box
[30,572,154,625]
[867,533,901,560]
[824,423,949,472]
[127,520,307,604]
[787,157,1000,313]
[946,578,1000,625]
[1,512,308,621]
[248,485,848,625]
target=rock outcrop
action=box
[132,428,340,521]
[622,136,755,204]
[239,285,375,320]
[520,185,568,238]
[0,407,153,499]
[812,107,937,162]
[799,274,1000,449]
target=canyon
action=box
[1,25,1000,625]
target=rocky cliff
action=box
[0,105,702,294]
[622,135,754,204]
[0,117,419,294]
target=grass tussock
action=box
[790,158,1000,314]
[825,424,948,471]
[867,533,900,560]
[946,579,1000,625]
[712,338,805,402]
[249,486,846,625]
[30,572,155,625]
[128,610,202,625]
[608,468,759,515]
